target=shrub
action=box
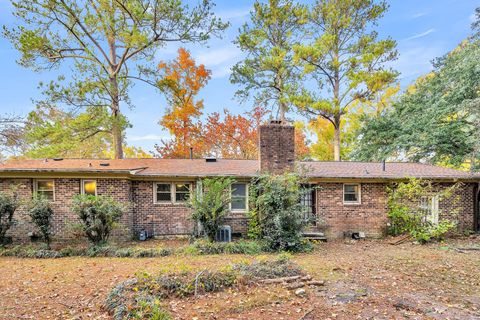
[181,239,263,255]
[71,194,126,246]
[248,172,307,252]
[387,178,460,243]
[0,192,18,245]
[105,257,303,319]
[27,195,54,249]
[189,177,234,242]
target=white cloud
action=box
[216,8,250,21]
[410,12,428,19]
[470,13,477,23]
[403,28,435,41]
[390,44,446,83]
[128,134,171,142]
[194,45,243,79]
[196,46,242,67]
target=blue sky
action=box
[0,0,477,153]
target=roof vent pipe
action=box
[382,160,386,172]
[189,147,193,160]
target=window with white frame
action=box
[420,195,439,225]
[343,184,360,204]
[231,183,247,211]
[35,180,55,201]
[175,183,190,203]
[81,179,97,196]
[154,183,191,203]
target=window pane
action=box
[344,193,358,202]
[232,183,246,197]
[175,184,190,193]
[176,192,190,202]
[38,191,54,201]
[231,197,246,210]
[156,192,171,202]
[37,180,54,191]
[83,180,96,195]
[157,184,171,192]
[344,185,357,193]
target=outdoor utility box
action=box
[139,230,148,241]
[216,225,232,242]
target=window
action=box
[343,184,360,204]
[300,184,316,224]
[154,183,191,203]
[35,180,55,201]
[420,195,439,225]
[81,179,97,196]
[231,183,247,211]
[155,183,172,203]
[175,184,190,203]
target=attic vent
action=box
[53,158,63,161]
[99,162,110,167]
[205,158,217,163]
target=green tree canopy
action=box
[292,0,398,161]
[4,0,227,159]
[353,38,480,169]
[231,0,308,121]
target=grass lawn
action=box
[1,238,480,319]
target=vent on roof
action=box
[99,162,110,167]
[53,158,63,161]
[269,119,283,125]
[205,158,217,163]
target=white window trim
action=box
[230,182,248,213]
[153,182,192,204]
[34,179,55,202]
[343,183,361,205]
[81,179,97,196]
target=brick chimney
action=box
[259,120,295,173]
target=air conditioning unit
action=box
[216,225,232,242]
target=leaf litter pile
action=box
[104,257,314,319]
[1,238,480,319]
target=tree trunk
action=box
[111,103,123,159]
[333,116,341,161]
[108,23,124,159]
[279,101,287,122]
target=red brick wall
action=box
[0,178,475,242]
[0,178,134,242]
[132,181,194,236]
[259,122,295,174]
[315,182,476,239]
[315,183,389,238]
[131,181,249,237]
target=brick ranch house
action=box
[1,121,479,242]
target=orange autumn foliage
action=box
[156,48,211,158]
[202,106,269,159]
[155,48,310,160]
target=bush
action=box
[0,192,18,245]
[28,195,54,249]
[387,178,459,243]
[248,172,307,252]
[71,194,126,246]
[181,239,263,255]
[105,257,303,319]
[189,177,234,242]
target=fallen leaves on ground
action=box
[1,238,480,319]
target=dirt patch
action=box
[1,239,480,319]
